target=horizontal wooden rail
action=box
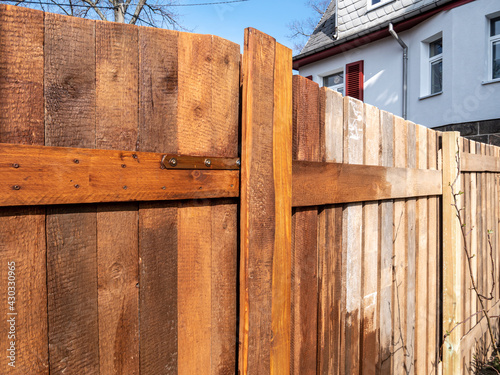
[461,152,500,172]
[0,143,239,206]
[292,161,442,207]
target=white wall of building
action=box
[298,0,500,128]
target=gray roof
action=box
[295,0,455,60]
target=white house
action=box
[293,0,500,144]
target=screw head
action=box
[204,159,212,167]
[74,184,79,189]
[74,159,79,164]
[236,159,241,166]
[12,163,19,168]
[169,158,177,167]
[12,185,20,190]
[121,164,126,168]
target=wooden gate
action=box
[2,4,500,375]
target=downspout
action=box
[388,23,408,120]
[333,0,339,39]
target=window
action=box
[429,38,443,94]
[367,0,394,11]
[323,71,344,95]
[490,16,500,80]
[345,61,364,101]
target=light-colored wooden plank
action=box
[427,128,439,375]
[469,141,478,328]
[379,110,394,374]
[406,121,417,375]
[392,116,407,374]
[361,103,380,375]
[442,131,462,375]
[318,87,343,375]
[0,143,239,206]
[343,96,364,374]
[292,161,442,206]
[415,124,428,374]
[270,42,292,375]
[461,152,500,172]
[0,5,47,375]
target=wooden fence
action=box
[1,5,500,374]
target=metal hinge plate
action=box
[161,154,241,170]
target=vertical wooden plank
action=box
[291,75,320,375]
[210,35,240,375]
[442,131,462,375]
[95,21,139,375]
[343,96,364,375]
[271,42,293,375]
[392,116,408,374]
[462,140,470,336]
[318,88,344,375]
[427,128,439,374]
[416,124,429,374]
[44,13,99,374]
[0,5,48,374]
[361,103,380,375]
[480,143,488,311]
[469,141,478,328]
[406,122,417,375]
[379,110,394,374]
[138,27,179,375]
[240,28,292,375]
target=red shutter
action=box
[305,75,313,81]
[345,60,364,101]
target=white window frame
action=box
[367,0,395,12]
[322,69,344,96]
[488,16,500,81]
[420,32,443,99]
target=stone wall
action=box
[432,118,500,146]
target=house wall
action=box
[298,0,500,130]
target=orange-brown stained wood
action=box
[292,161,442,206]
[44,13,99,374]
[291,75,321,375]
[95,20,139,375]
[271,42,292,375]
[138,26,180,375]
[0,5,48,375]
[240,28,293,375]
[0,143,239,206]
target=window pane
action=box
[323,72,343,88]
[491,17,500,37]
[429,38,443,57]
[431,60,442,94]
[372,0,381,4]
[494,41,500,79]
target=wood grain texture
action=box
[0,5,48,374]
[95,20,139,375]
[392,116,407,374]
[379,110,394,374]
[292,161,442,206]
[291,75,321,375]
[44,13,99,374]
[461,151,500,172]
[343,96,364,375]
[361,103,380,375]
[317,87,343,375]
[271,42,292,375]
[0,143,239,206]
[240,28,291,375]
[442,132,462,375]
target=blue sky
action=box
[177,0,318,52]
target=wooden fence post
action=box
[239,28,292,375]
[442,131,462,375]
